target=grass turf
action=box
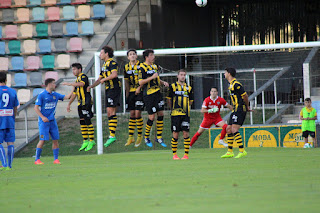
[1,148,320,213]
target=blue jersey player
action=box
[34,78,71,165]
[0,72,19,171]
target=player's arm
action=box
[236,83,253,112]
[139,72,158,86]
[160,79,169,87]
[87,76,103,92]
[34,105,49,122]
[100,70,118,83]
[189,87,194,106]
[63,91,72,100]
[62,81,85,87]
[67,92,77,112]
[124,78,130,98]
[310,111,318,120]
[166,85,173,110]
[226,104,233,111]
[13,106,18,118]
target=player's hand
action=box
[162,81,169,87]
[247,106,254,112]
[152,73,159,79]
[87,86,91,92]
[135,88,141,95]
[67,105,71,113]
[62,82,70,86]
[208,108,218,113]
[42,117,49,123]
[100,79,106,84]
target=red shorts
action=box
[200,116,223,129]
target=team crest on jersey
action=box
[53,96,56,100]
[147,70,156,74]
[127,70,133,74]
[217,102,220,105]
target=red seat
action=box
[68,37,82,52]
[72,0,87,5]
[3,25,18,40]
[0,0,12,8]
[46,7,60,22]
[45,71,59,81]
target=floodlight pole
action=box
[95,52,103,155]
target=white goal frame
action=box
[94,41,320,155]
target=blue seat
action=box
[31,7,45,22]
[62,6,75,21]
[33,88,45,97]
[92,4,106,19]
[0,42,5,55]
[38,39,52,54]
[81,21,94,36]
[65,22,78,37]
[9,56,24,71]
[27,0,41,7]
[57,0,71,5]
[13,73,27,88]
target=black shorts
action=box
[105,89,121,107]
[228,111,247,126]
[78,104,93,119]
[171,115,190,132]
[126,92,144,111]
[143,91,164,115]
[302,130,315,138]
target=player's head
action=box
[45,78,56,91]
[304,98,312,107]
[127,49,137,62]
[210,87,218,98]
[0,72,7,84]
[71,63,82,76]
[100,45,114,60]
[177,69,186,82]
[143,49,155,63]
[224,68,236,80]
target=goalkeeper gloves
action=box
[208,107,219,113]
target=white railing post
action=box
[220,72,224,99]
[253,68,257,108]
[94,53,103,155]
[122,77,126,114]
[250,100,254,125]
[274,81,277,114]
[24,109,28,144]
[262,90,265,124]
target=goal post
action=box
[94,41,320,155]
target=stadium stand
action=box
[38,39,52,54]
[33,88,45,97]
[8,40,21,55]
[15,8,30,23]
[22,40,37,55]
[9,56,24,72]
[3,25,18,40]
[42,0,57,7]
[42,55,55,70]
[19,24,34,39]
[24,56,40,71]
[68,37,82,52]
[46,7,60,22]
[50,22,64,37]
[72,0,87,5]
[65,21,78,37]
[0,26,2,40]
[17,89,31,104]
[27,0,42,8]
[13,73,27,88]
[80,21,94,36]
[57,0,72,6]
[35,23,49,38]
[0,42,5,56]
[1,9,14,23]
[55,54,70,70]
[62,6,75,21]
[30,72,43,87]
[92,4,106,19]
[75,5,91,20]
[0,58,9,71]
[54,38,67,53]
[31,7,45,22]
[0,0,12,8]
[12,0,27,8]
[45,71,59,81]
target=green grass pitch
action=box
[1,148,320,213]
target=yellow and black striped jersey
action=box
[73,73,92,106]
[167,82,194,116]
[228,78,247,112]
[138,62,161,96]
[124,61,140,92]
[99,58,121,90]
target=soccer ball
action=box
[195,0,207,7]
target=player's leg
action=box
[302,131,309,148]
[144,113,155,147]
[221,113,236,158]
[311,131,316,148]
[171,130,180,160]
[232,111,247,158]
[190,117,213,147]
[5,128,15,169]
[135,109,143,147]
[0,129,8,168]
[216,120,228,147]
[84,116,96,151]
[35,121,49,164]
[79,118,89,151]
[155,110,166,147]
[104,106,118,147]
[125,109,136,146]
[50,120,61,164]
[181,131,191,160]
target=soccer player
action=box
[124,49,144,147]
[190,87,233,148]
[299,98,317,148]
[62,63,95,151]
[34,78,71,165]
[221,67,251,159]
[87,45,121,148]
[138,49,169,147]
[0,72,19,170]
[167,69,194,160]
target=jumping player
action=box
[190,87,233,148]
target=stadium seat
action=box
[0,0,12,9]
[8,40,21,55]
[9,56,24,72]
[89,0,101,3]
[27,0,41,7]
[35,23,49,38]
[65,22,78,37]
[42,55,55,70]
[55,54,70,70]
[46,7,60,22]
[45,71,59,81]
[3,25,18,40]
[25,56,40,71]
[13,73,27,88]
[92,4,106,19]
[101,0,117,3]
[15,8,30,23]
[54,38,67,53]
[51,22,64,37]
[68,37,82,52]
[17,89,31,104]
[6,73,11,87]
[0,42,5,55]
[57,0,71,6]
[42,0,57,6]
[0,58,9,71]
[38,39,52,54]
[31,7,45,22]
[0,26,2,40]
[80,21,94,36]
[22,40,36,55]
[33,88,45,97]
[30,72,43,87]
[1,9,14,23]
[62,6,75,21]
[19,24,33,39]
[72,0,87,5]
[12,0,27,8]
[76,5,91,20]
